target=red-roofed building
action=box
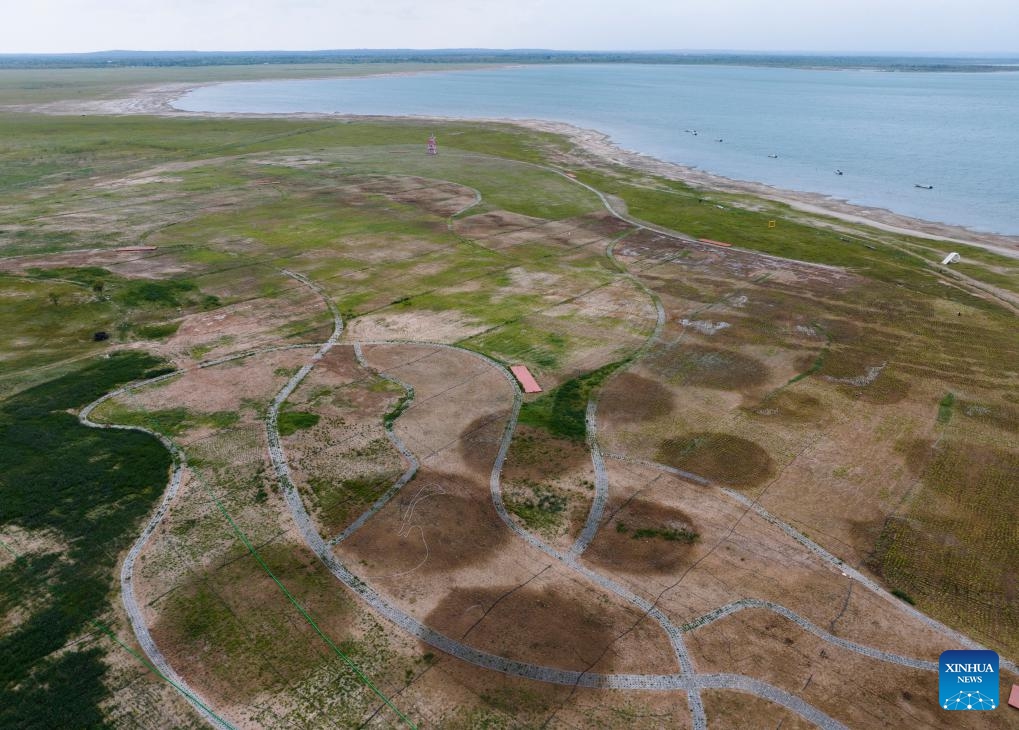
[510,365,542,393]
[1008,684,1019,710]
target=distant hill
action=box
[1,49,1017,72]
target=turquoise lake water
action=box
[176,65,1019,235]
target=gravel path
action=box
[83,179,1008,729]
[682,599,938,671]
[569,239,669,558]
[327,342,419,546]
[80,377,233,730]
[609,453,1018,675]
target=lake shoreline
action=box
[21,77,1019,259]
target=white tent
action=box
[941,252,961,265]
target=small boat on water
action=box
[915,184,934,190]
[768,154,779,159]
[835,169,844,176]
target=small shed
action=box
[510,365,542,394]
[941,252,961,265]
[1009,684,1019,710]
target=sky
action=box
[2,0,1018,55]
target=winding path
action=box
[80,376,233,730]
[569,237,668,557]
[262,275,861,729]
[78,174,1017,730]
[327,342,419,546]
[612,453,1019,677]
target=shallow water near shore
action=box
[176,64,1019,235]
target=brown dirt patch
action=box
[572,212,634,238]
[645,343,769,391]
[312,344,363,380]
[656,432,775,488]
[585,498,700,575]
[599,372,676,424]
[341,470,513,576]
[746,389,828,423]
[455,210,547,239]
[689,609,1009,729]
[702,689,813,730]
[424,584,625,672]
[457,412,515,477]
[345,308,487,343]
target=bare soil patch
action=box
[346,308,487,343]
[585,497,700,575]
[598,372,676,424]
[689,609,1015,729]
[656,432,775,488]
[341,470,514,577]
[424,584,625,673]
[702,689,813,730]
[108,348,309,415]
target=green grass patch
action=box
[133,321,180,339]
[937,392,955,424]
[518,359,627,441]
[505,483,568,532]
[468,323,568,369]
[615,521,699,544]
[113,278,217,309]
[100,405,239,436]
[277,410,320,436]
[891,588,916,605]
[382,390,414,429]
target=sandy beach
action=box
[19,78,1019,260]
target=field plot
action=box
[1,104,1017,729]
[599,230,1019,658]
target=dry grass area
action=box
[688,609,1017,729]
[326,344,677,676]
[585,459,960,663]
[6,127,1016,728]
[701,689,813,730]
[281,346,407,537]
[600,227,1019,657]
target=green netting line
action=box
[198,478,418,730]
[90,620,238,730]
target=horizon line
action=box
[2,48,1019,58]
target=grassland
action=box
[0,66,1017,728]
